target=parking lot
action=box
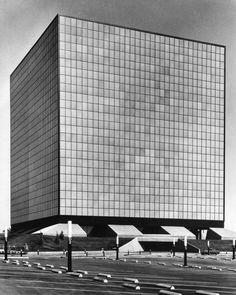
[1,252,236,294]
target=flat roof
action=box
[11,13,225,78]
[60,13,225,48]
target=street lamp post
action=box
[207,240,210,255]
[184,236,187,267]
[172,238,176,257]
[116,235,119,260]
[233,239,235,260]
[4,227,8,261]
[67,221,72,272]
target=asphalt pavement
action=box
[0,252,236,294]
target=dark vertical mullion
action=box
[223,46,226,225]
[57,15,61,217]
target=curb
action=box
[123,283,140,290]
[98,273,111,278]
[195,291,220,295]
[23,263,31,267]
[67,272,83,277]
[93,276,108,283]
[156,283,175,290]
[37,266,46,270]
[46,264,54,268]
[123,278,139,284]
[51,268,63,274]
[157,262,166,266]
[158,290,182,295]
[74,270,88,275]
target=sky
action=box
[1,0,236,232]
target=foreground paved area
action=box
[0,253,236,294]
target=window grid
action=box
[59,16,224,220]
[11,18,59,224]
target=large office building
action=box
[10,15,225,234]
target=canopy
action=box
[209,228,236,240]
[161,226,195,239]
[108,224,143,238]
[33,223,87,237]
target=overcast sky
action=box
[1,0,236,232]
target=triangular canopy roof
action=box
[209,228,236,240]
[33,223,87,237]
[108,224,143,238]
[161,226,195,239]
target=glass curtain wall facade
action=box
[11,18,59,225]
[59,16,225,223]
[11,15,225,229]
